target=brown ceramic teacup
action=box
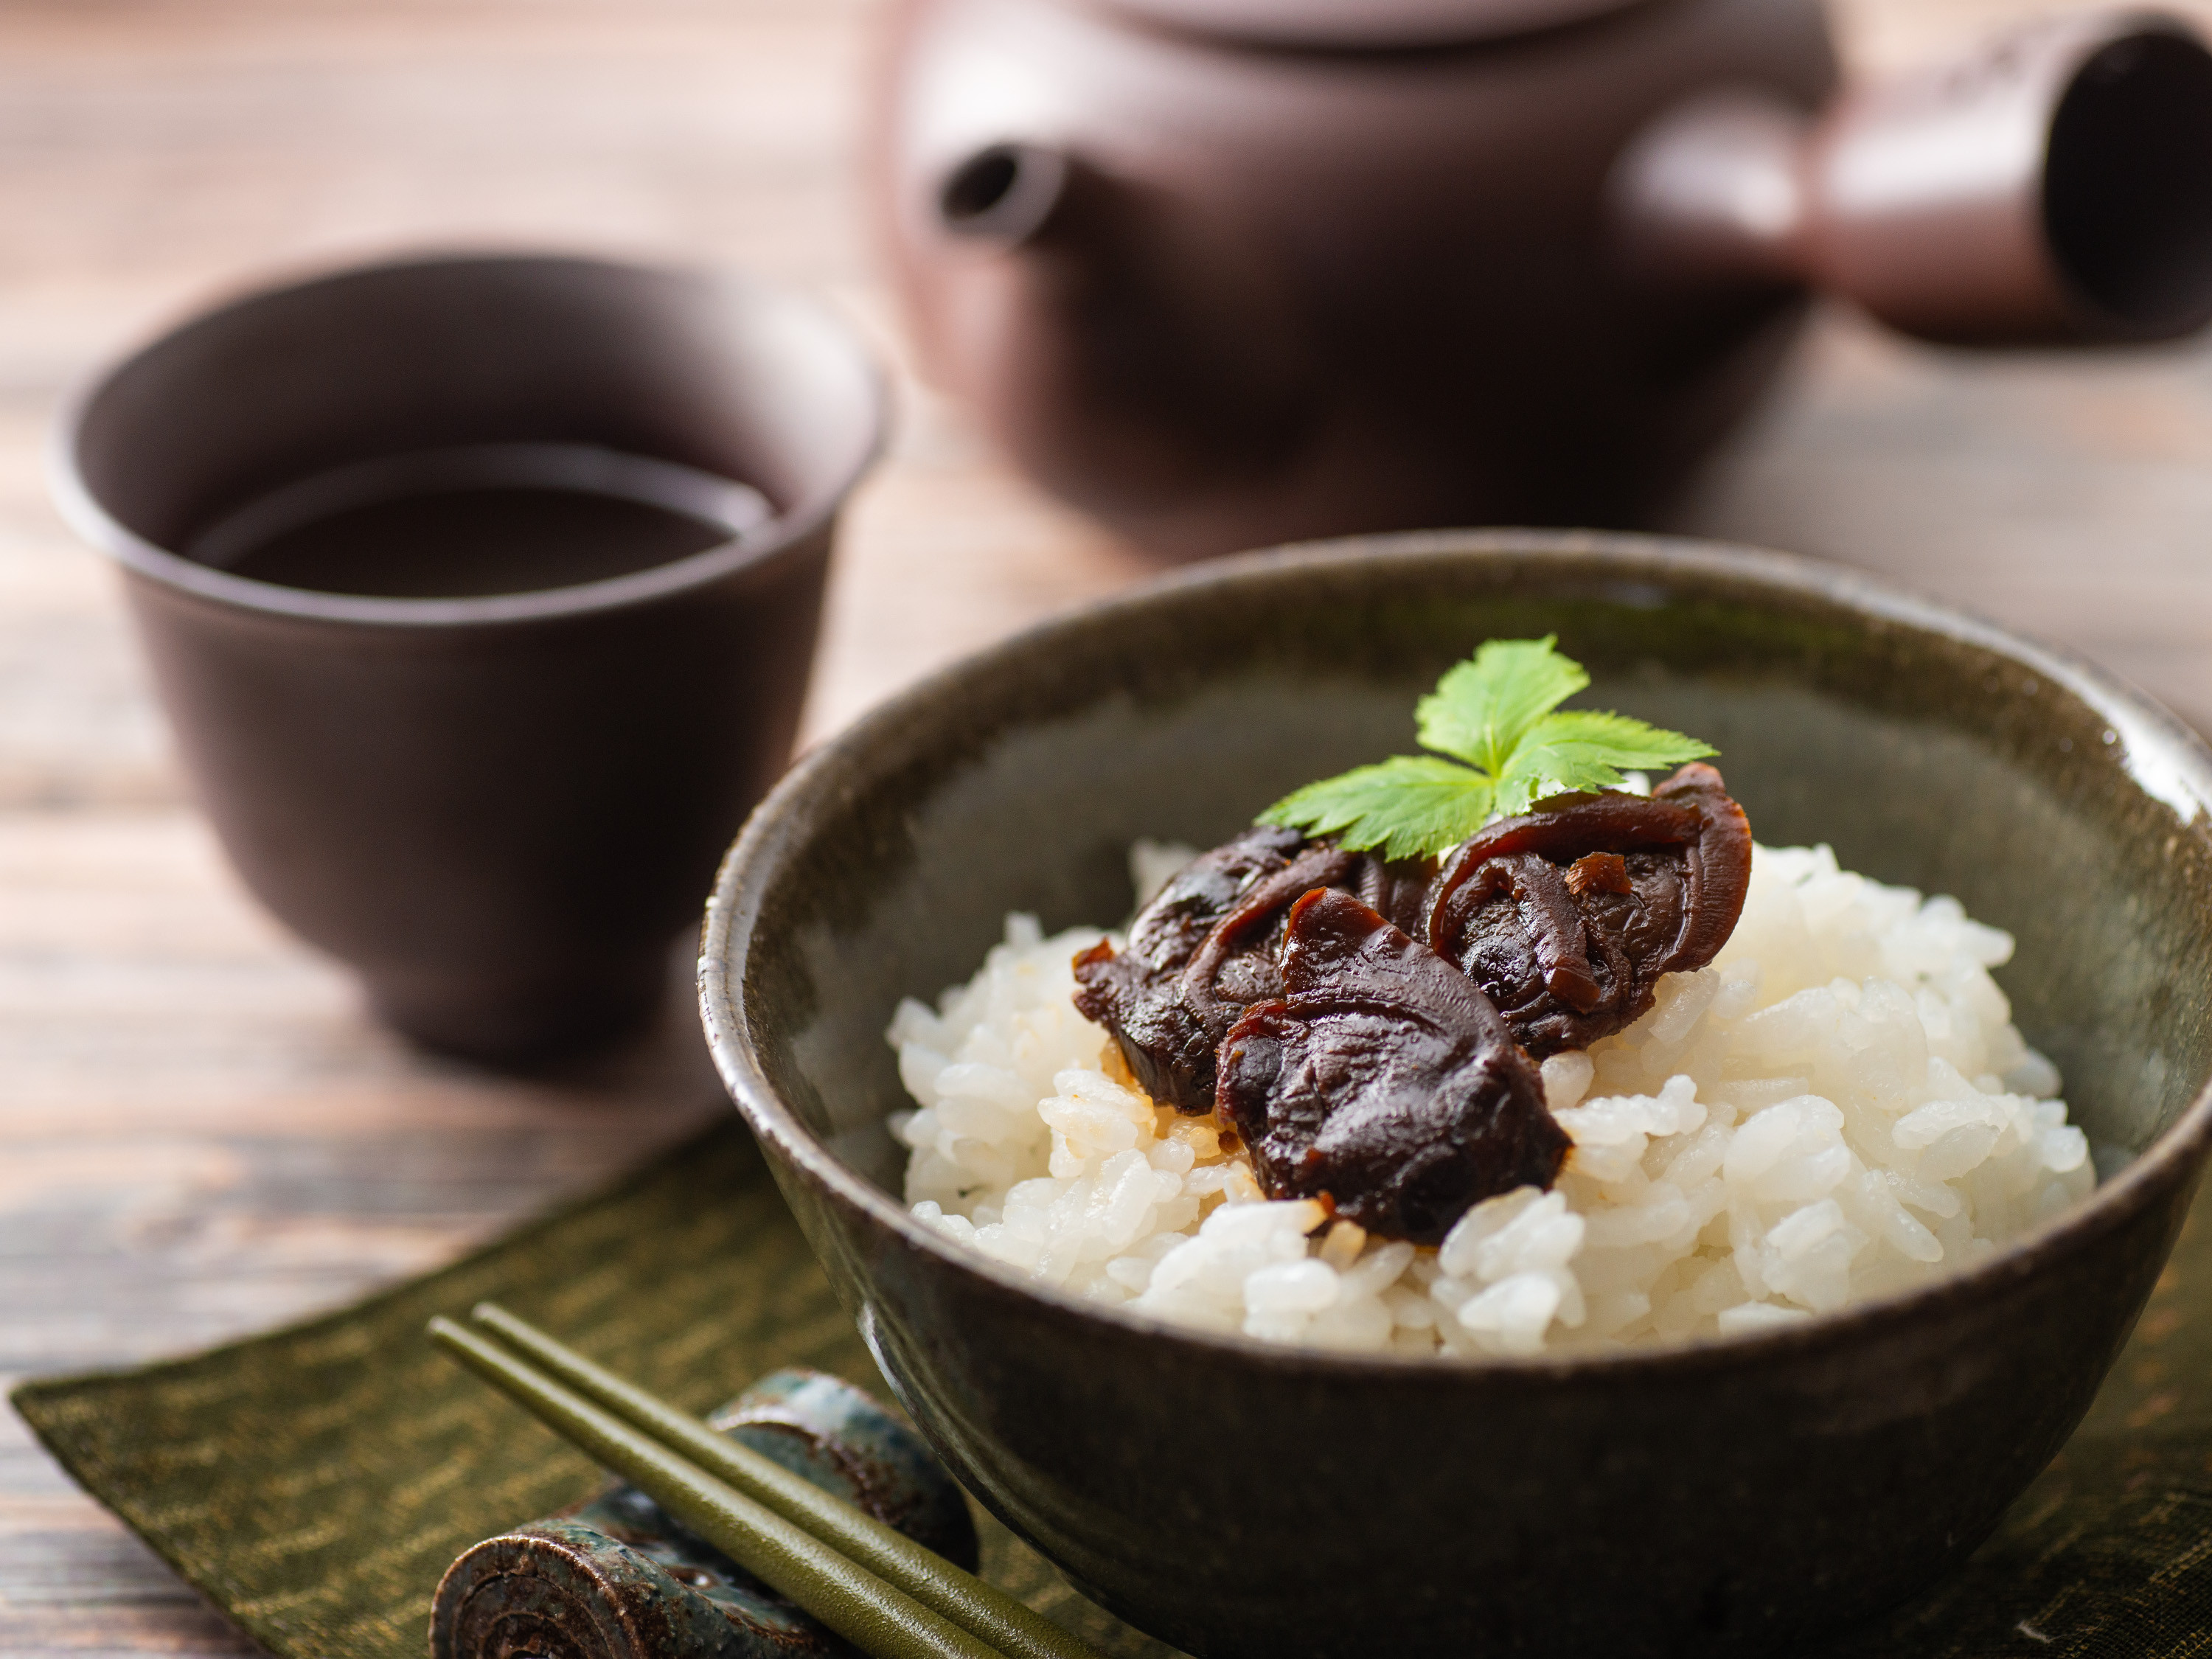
[52,252,886,1062]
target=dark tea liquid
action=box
[188,444,773,599]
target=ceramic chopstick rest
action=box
[430,1370,976,1659]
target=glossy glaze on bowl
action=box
[701,532,2212,1658]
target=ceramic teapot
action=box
[873,0,2212,557]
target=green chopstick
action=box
[464,1302,1103,1659]
[427,1316,1002,1659]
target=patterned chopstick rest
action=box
[431,1368,978,1659]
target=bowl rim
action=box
[700,527,2212,1378]
[46,249,891,630]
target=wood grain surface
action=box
[4,1,2211,1652]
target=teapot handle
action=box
[1612,10,2212,344]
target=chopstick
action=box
[430,1316,996,1659]
[463,1304,1101,1659]
[428,1306,1105,1659]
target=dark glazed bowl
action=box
[700,532,2212,1658]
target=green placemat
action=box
[10,1122,1175,1659]
[10,1121,2211,1658]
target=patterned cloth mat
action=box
[10,1120,2211,1659]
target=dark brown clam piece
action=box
[1426,762,1751,1057]
[1073,827,1431,1111]
[1073,826,1360,1110]
[1217,888,1564,1245]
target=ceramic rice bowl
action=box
[700,532,2212,1658]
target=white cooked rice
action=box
[888,841,2094,1355]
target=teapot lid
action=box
[1081,0,1651,46]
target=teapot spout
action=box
[911,139,1315,537]
[1614,10,2212,344]
[935,142,1073,249]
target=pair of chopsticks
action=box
[428,1304,1105,1659]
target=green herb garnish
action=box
[1257,636,1716,860]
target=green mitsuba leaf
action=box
[1258,757,1495,863]
[1415,635,1587,776]
[1492,710,1717,818]
[1259,638,1719,860]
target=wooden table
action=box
[4,1,2210,1650]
